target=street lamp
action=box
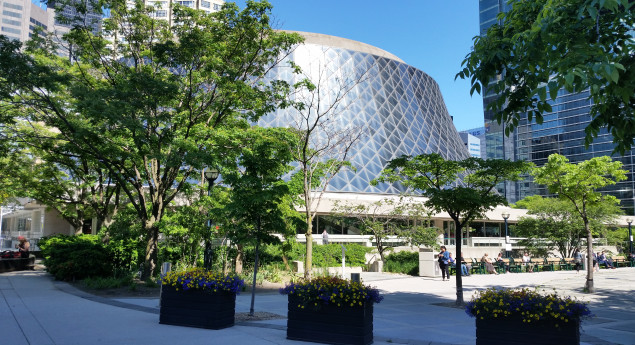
[627,217,633,257]
[502,212,510,258]
[203,167,220,270]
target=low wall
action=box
[0,256,35,273]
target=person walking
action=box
[438,246,451,281]
[573,249,583,273]
[322,229,329,245]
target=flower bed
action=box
[159,268,244,329]
[280,277,383,345]
[466,288,592,345]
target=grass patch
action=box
[81,275,134,290]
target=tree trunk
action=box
[141,224,159,280]
[235,244,244,274]
[454,221,464,305]
[305,232,313,279]
[584,219,595,293]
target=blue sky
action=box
[235,0,485,132]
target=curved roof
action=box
[281,30,405,64]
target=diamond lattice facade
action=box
[258,31,469,194]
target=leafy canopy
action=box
[457,0,635,153]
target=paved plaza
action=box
[1,267,634,345]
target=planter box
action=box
[286,295,373,345]
[159,286,236,329]
[476,317,580,345]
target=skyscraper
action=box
[1,0,54,43]
[478,0,635,213]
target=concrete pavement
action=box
[1,268,634,344]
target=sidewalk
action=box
[1,268,634,345]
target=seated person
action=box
[598,251,615,269]
[495,252,510,273]
[522,252,534,272]
[481,253,498,275]
[460,253,471,276]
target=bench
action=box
[612,256,630,268]
[562,258,576,270]
[530,258,548,271]
[471,258,487,274]
[545,257,564,271]
[501,258,521,273]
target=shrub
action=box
[82,275,134,290]
[384,251,418,276]
[39,234,113,281]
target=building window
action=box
[154,10,167,17]
[3,2,23,10]
[1,26,21,34]
[3,18,21,26]
[30,17,48,30]
[213,3,221,10]
[2,10,22,18]
[201,0,210,8]
[177,1,194,8]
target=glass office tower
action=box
[479,0,635,213]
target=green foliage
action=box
[240,242,371,271]
[513,195,622,258]
[531,154,627,291]
[101,204,145,275]
[373,153,532,303]
[38,234,113,281]
[384,251,419,276]
[457,0,635,153]
[0,0,304,278]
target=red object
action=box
[1,251,21,258]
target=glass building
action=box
[479,0,635,213]
[259,31,470,194]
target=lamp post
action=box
[627,217,633,256]
[203,167,220,270]
[502,212,510,258]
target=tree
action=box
[282,49,369,279]
[532,154,627,292]
[513,195,621,258]
[221,126,300,316]
[0,1,302,278]
[332,198,441,261]
[373,154,531,305]
[457,0,635,153]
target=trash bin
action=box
[419,248,441,277]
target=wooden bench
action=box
[471,258,487,274]
[545,257,564,271]
[530,258,548,271]
[562,258,576,270]
[612,256,629,268]
[501,258,521,273]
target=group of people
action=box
[437,246,472,281]
[592,250,616,270]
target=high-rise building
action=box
[460,127,486,158]
[459,132,481,158]
[1,0,54,42]
[145,0,223,26]
[478,0,635,213]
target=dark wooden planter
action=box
[159,286,236,329]
[476,317,580,345]
[286,295,373,345]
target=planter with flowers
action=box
[160,268,244,329]
[280,276,383,345]
[466,288,593,345]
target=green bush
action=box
[384,251,418,276]
[241,242,371,271]
[38,234,113,281]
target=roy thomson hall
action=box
[0,32,629,257]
